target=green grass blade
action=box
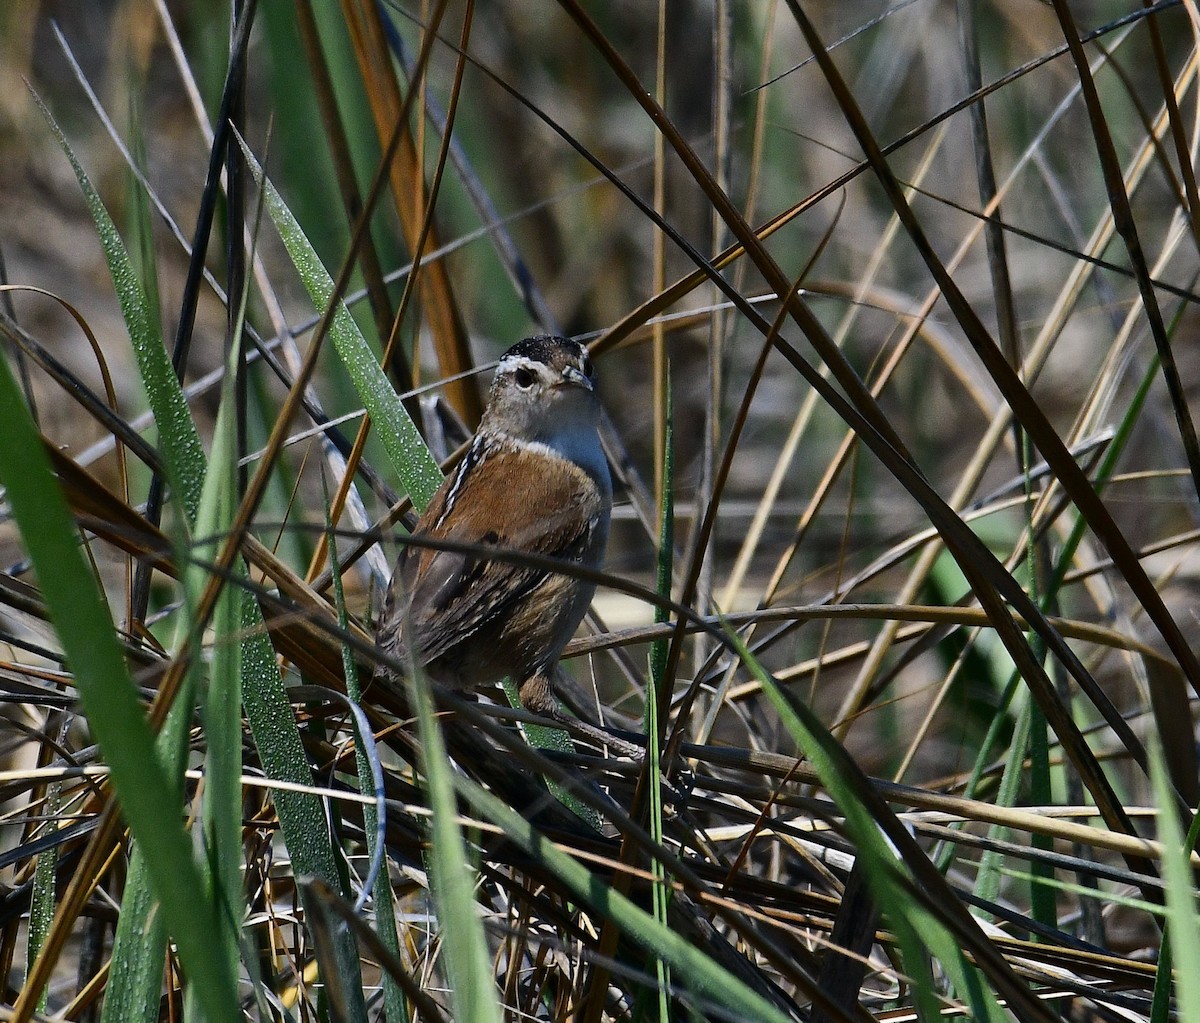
[103,667,199,1022]
[125,88,165,366]
[0,349,238,1022]
[238,589,369,1020]
[192,346,247,1000]
[32,88,207,525]
[645,372,673,1017]
[103,662,199,1023]
[240,137,442,510]
[409,668,504,1023]
[101,848,169,1023]
[26,783,62,1012]
[1149,737,1200,1021]
[496,680,601,831]
[973,686,1032,910]
[456,771,796,1023]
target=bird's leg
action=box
[517,673,644,760]
[517,675,698,808]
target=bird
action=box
[373,335,633,754]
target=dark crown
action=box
[501,335,583,366]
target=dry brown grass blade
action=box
[553,1,1158,909]
[564,602,1181,679]
[1140,0,1200,251]
[294,0,414,409]
[826,62,1194,748]
[339,0,482,423]
[785,1,1200,702]
[47,449,175,580]
[956,3,1020,372]
[778,4,1193,852]
[1050,0,1200,506]
[693,745,1179,871]
[718,126,952,614]
[304,0,475,596]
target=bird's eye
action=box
[514,367,536,389]
[580,352,594,379]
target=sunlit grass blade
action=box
[409,667,504,1023]
[1149,736,1200,1022]
[0,343,238,1022]
[240,137,443,510]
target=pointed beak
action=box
[560,364,593,391]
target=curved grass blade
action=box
[327,481,408,1023]
[31,87,206,526]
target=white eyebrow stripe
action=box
[498,355,552,376]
